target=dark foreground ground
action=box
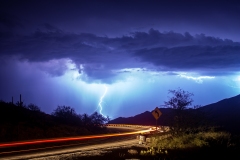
[59,146,240,160]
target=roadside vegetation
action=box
[0,100,109,142]
[139,88,240,159]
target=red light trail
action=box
[0,127,151,148]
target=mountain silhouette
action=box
[109,108,175,126]
[198,94,240,133]
[109,94,240,133]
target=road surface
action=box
[0,125,152,160]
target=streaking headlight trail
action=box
[0,126,152,148]
[98,85,108,116]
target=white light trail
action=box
[98,85,108,116]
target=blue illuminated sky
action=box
[0,0,240,118]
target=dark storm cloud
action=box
[135,45,240,71]
[1,0,240,41]
[124,30,238,48]
[0,11,25,40]
[1,27,240,81]
[0,12,23,29]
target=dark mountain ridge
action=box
[109,94,240,133]
[198,94,240,133]
[0,101,107,142]
[110,108,175,126]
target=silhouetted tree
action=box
[52,105,76,117]
[79,112,109,131]
[164,88,198,135]
[27,103,41,112]
[164,88,194,110]
[90,112,109,126]
[52,105,80,125]
[81,113,91,126]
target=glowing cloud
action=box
[178,73,215,83]
[226,76,240,89]
[98,85,108,116]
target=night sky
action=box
[1,0,240,118]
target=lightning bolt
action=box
[98,85,108,117]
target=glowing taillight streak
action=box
[0,129,151,148]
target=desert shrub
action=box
[27,103,41,112]
[52,105,81,126]
[149,131,231,151]
[200,131,231,148]
[140,131,238,159]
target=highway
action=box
[0,124,152,160]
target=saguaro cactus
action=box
[20,94,22,107]
[17,94,23,107]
